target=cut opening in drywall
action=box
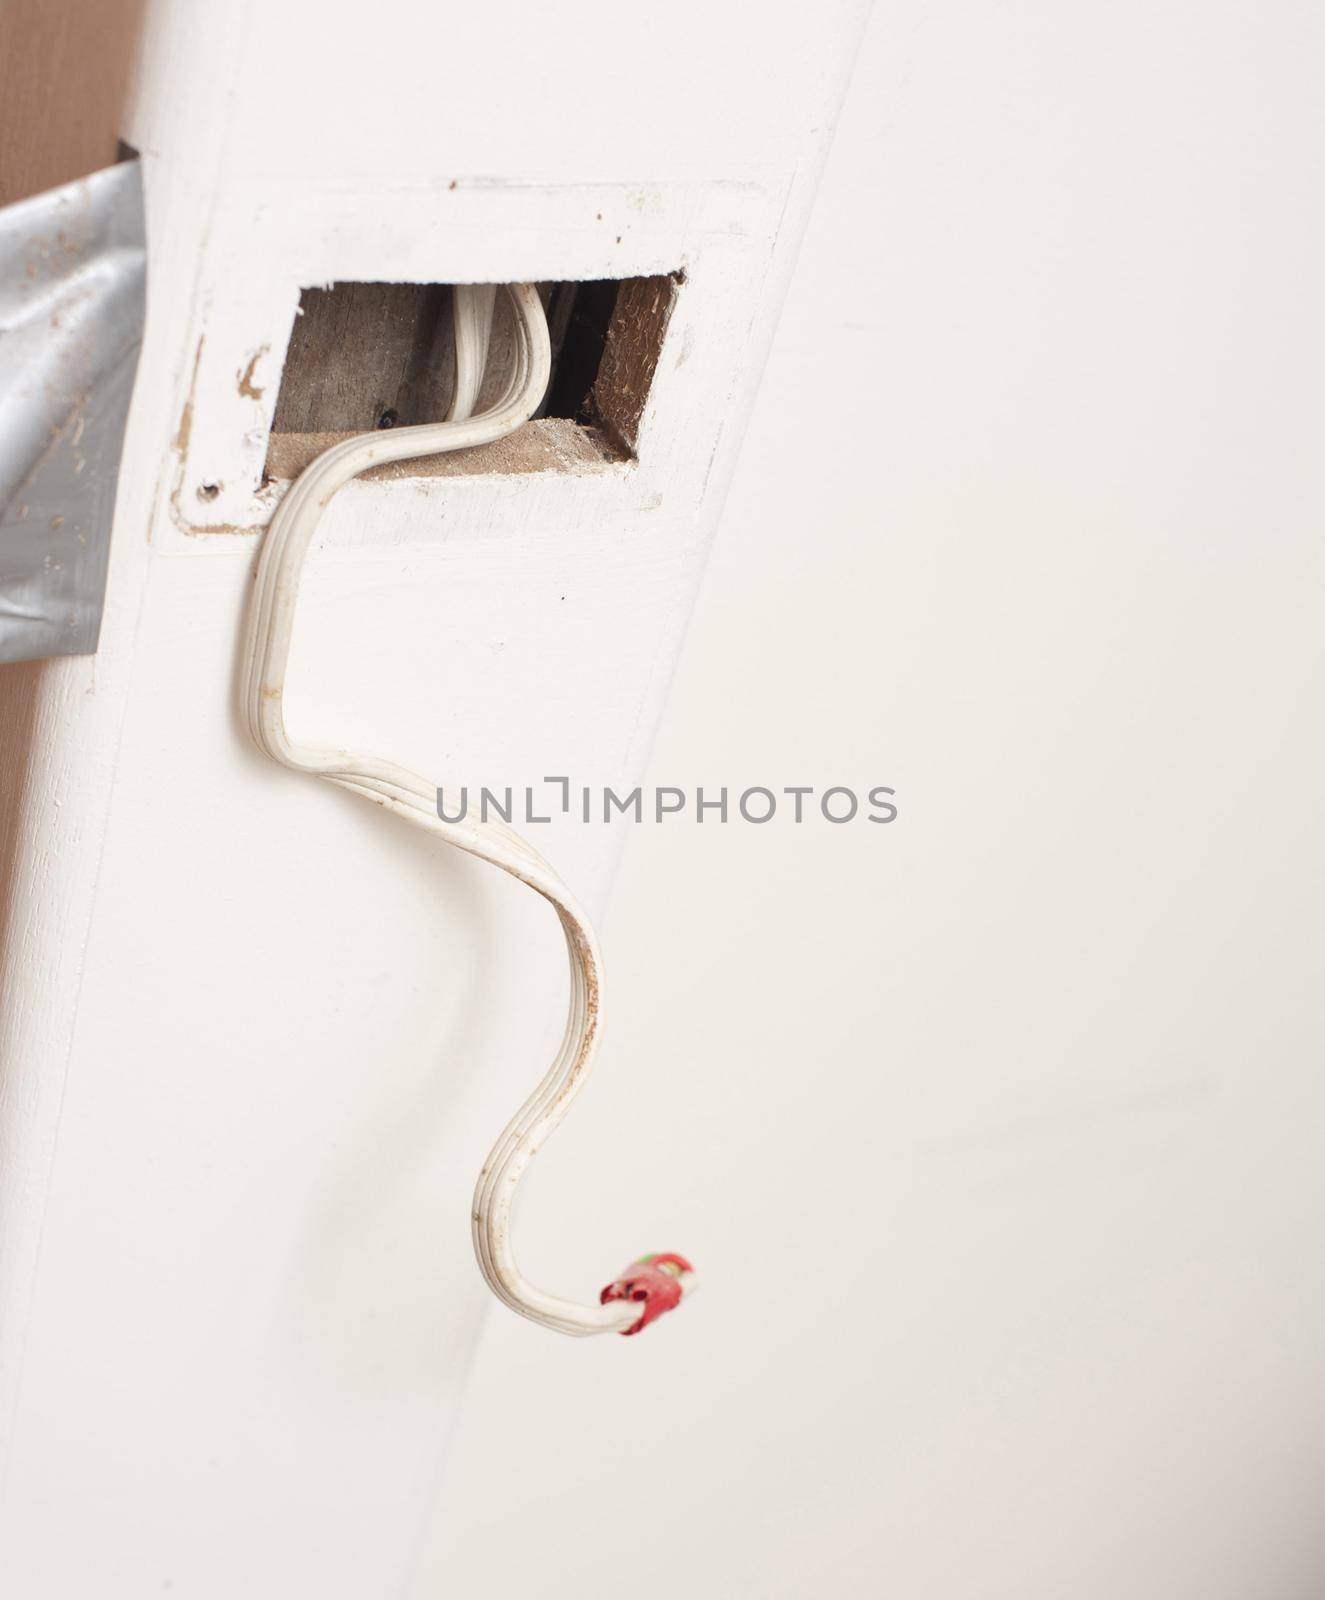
[265,275,679,482]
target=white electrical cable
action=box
[242,283,692,1336]
[446,281,497,423]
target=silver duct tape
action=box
[0,159,146,664]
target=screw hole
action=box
[197,482,221,502]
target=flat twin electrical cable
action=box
[241,283,693,1337]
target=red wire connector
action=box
[600,1252,693,1336]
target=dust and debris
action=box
[263,417,629,484]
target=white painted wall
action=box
[0,3,863,1593]
[419,6,1325,1596]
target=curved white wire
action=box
[242,283,689,1335]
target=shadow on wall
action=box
[0,662,43,1007]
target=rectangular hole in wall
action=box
[265,275,679,482]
